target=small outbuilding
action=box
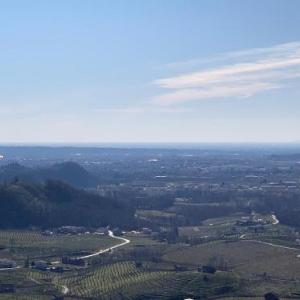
[34,260,49,271]
[198,265,216,274]
[0,284,15,293]
[264,292,279,300]
[62,256,86,266]
[57,226,86,235]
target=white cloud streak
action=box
[153,42,300,105]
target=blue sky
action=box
[0,0,300,143]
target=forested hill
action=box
[0,180,135,229]
[0,161,98,188]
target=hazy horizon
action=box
[1,141,300,149]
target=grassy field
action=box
[137,209,176,218]
[163,240,300,277]
[0,230,118,262]
[179,223,234,239]
[163,239,300,296]
[201,214,246,226]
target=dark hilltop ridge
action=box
[0,179,135,229]
[0,161,98,188]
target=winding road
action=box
[60,230,130,295]
[0,230,131,296]
[239,214,300,251]
[242,239,300,251]
[49,231,130,295]
[271,214,279,225]
[51,230,131,264]
[0,266,21,272]
[78,230,130,259]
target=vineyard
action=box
[55,261,172,299]
[0,260,239,299]
[0,230,118,261]
[1,225,300,299]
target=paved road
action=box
[271,214,279,225]
[0,231,130,297]
[239,214,300,251]
[51,230,131,264]
[60,230,130,295]
[62,285,69,295]
[242,239,300,251]
[0,266,21,272]
[50,230,131,295]
[78,230,130,259]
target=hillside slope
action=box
[0,180,135,229]
[0,161,98,188]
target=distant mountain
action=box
[35,162,98,187]
[0,180,135,229]
[0,162,98,188]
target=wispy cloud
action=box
[153,42,300,105]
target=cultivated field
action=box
[163,240,300,277]
[0,230,118,262]
[0,260,240,299]
[1,216,300,299]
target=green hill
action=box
[0,161,98,188]
[0,180,135,229]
